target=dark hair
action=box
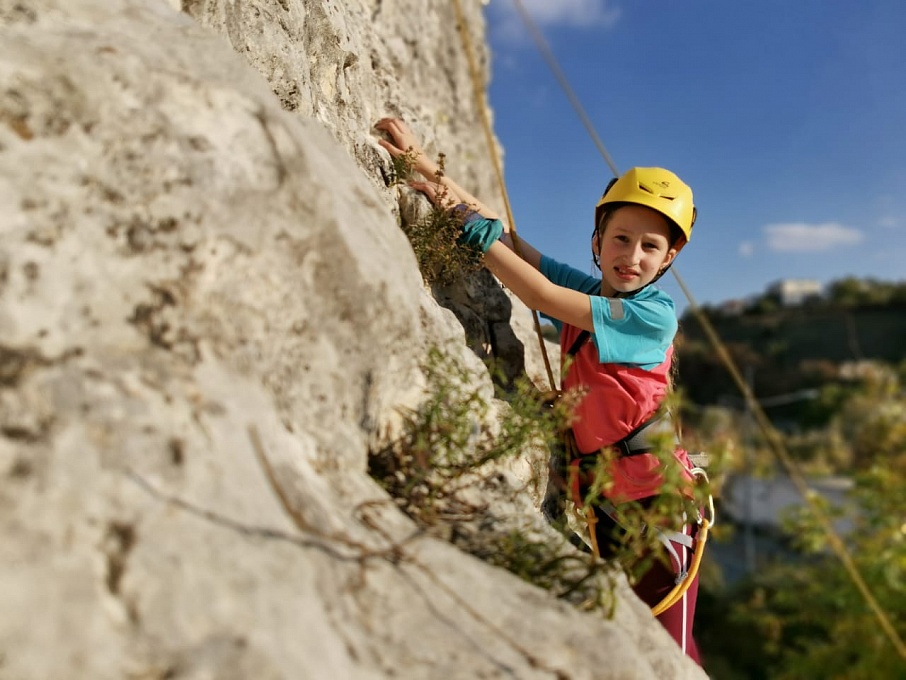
[591,203,686,243]
[591,208,615,270]
[667,222,686,248]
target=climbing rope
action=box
[651,468,714,616]
[672,273,906,660]
[450,0,556,392]
[504,0,905,660]
[509,0,620,178]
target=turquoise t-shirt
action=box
[539,255,677,370]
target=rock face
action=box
[0,1,706,678]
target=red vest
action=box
[560,324,693,503]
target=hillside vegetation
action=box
[677,277,906,417]
[673,277,906,677]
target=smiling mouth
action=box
[614,267,638,280]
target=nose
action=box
[627,241,645,264]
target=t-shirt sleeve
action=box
[537,256,676,366]
[538,255,601,333]
[589,292,677,369]
[540,255,601,294]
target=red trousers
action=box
[590,504,702,664]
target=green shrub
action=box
[393,154,483,286]
[368,347,716,612]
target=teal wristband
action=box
[459,217,504,253]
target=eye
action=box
[615,234,630,243]
[643,240,663,251]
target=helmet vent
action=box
[639,184,676,200]
[640,183,676,200]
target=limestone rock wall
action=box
[0,1,706,678]
[180,0,501,220]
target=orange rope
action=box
[451,0,556,392]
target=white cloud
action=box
[763,222,864,252]
[738,241,755,257]
[488,0,621,43]
[878,216,900,229]
[511,0,621,27]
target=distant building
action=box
[718,298,748,316]
[767,278,823,306]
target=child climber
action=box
[376,117,704,663]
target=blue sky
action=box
[482,0,906,314]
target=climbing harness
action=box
[568,456,713,615]
[538,326,714,614]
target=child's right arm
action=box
[499,231,542,271]
[482,240,595,332]
[376,117,595,329]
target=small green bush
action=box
[393,154,483,286]
[387,146,418,187]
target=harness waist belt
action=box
[612,412,678,458]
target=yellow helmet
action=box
[594,167,696,243]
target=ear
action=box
[660,234,687,271]
[660,246,679,273]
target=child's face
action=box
[594,204,678,296]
